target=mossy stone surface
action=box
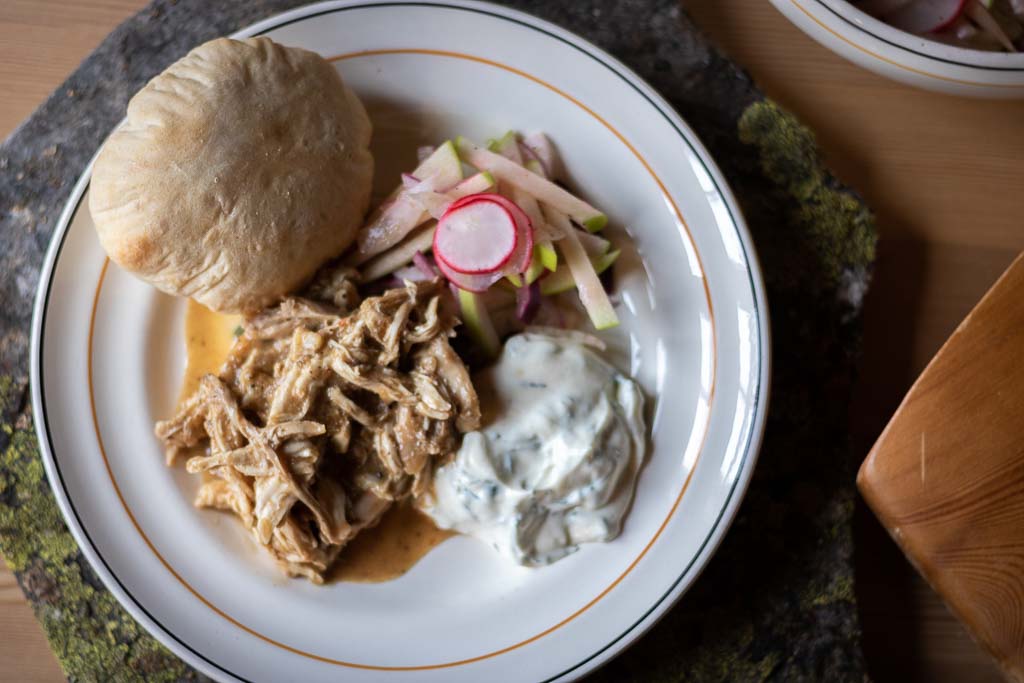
[0,1,874,680]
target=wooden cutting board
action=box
[859,252,1024,683]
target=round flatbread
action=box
[90,37,373,312]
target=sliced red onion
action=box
[401,173,421,190]
[517,141,550,178]
[515,282,541,323]
[412,251,439,279]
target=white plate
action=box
[30,2,770,681]
[771,0,1024,98]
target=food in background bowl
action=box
[855,0,1024,51]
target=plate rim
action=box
[29,1,772,681]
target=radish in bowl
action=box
[853,0,1022,51]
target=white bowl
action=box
[770,0,1024,98]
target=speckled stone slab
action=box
[0,1,875,680]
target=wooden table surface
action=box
[1,1,1021,680]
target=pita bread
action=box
[90,37,373,312]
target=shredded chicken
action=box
[155,272,480,582]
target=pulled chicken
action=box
[155,275,480,582]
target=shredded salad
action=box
[349,131,622,358]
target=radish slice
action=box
[885,0,967,33]
[433,199,518,274]
[456,137,607,232]
[435,253,504,292]
[447,193,534,275]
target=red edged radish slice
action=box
[436,252,504,292]
[886,0,967,33]
[447,193,535,275]
[434,199,518,274]
[456,137,607,231]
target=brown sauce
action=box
[179,299,452,582]
[330,501,454,583]
[179,300,242,404]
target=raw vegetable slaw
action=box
[348,131,623,358]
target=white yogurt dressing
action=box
[418,332,646,566]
